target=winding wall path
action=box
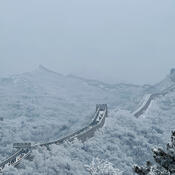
[133,85,175,118]
[0,104,108,172]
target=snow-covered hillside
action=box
[145,68,175,94]
[1,67,175,175]
[0,66,144,154]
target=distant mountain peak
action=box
[170,68,175,82]
[170,68,175,75]
[38,65,51,72]
[38,65,62,76]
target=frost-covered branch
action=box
[85,158,122,175]
[134,131,175,175]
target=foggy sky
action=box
[0,0,175,85]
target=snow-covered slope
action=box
[1,67,175,175]
[146,69,175,94]
[13,72,175,175]
[0,66,145,158]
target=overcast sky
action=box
[0,0,175,85]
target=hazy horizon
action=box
[0,0,175,85]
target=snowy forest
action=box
[0,66,175,174]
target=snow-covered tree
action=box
[134,131,175,175]
[85,158,122,175]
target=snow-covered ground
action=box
[1,66,175,175]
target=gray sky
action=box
[0,0,175,85]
